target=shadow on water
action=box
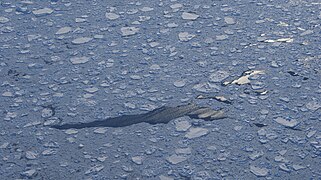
[50,103,226,129]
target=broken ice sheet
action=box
[166,154,187,164]
[32,8,54,16]
[0,16,10,23]
[192,82,220,93]
[196,94,231,104]
[21,169,37,178]
[249,151,264,160]
[224,70,265,85]
[55,27,72,35]
[65,129,78,135]
[305,101,321,111]
[181,12,199,20]
[292,164,306,171]
[216,35,229,41]
[2,91,13,97]
[84,87,99,93]
[72,37,93,44]
[121,27,139,36]
[175,148,192,155]
[185,127,209,139]
[140,7,154,12]
[94,127,108,134]
[175,118,191,132]
[224,17,236,25]
[264,38,293,43]
[105,12,120,20]
[170,3,183,9]
[209,70,230,82]
[178,32,195,42]
[70,56,90,64]
[25,151,38,160]
[274,117,298,128]
[173,80,186,88]
[250,165,269,177]
[131,156,143,165]
[85,165,104,175]
[307,130,316,138]
[42,107,54,118]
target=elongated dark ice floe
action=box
[50,103,226,129]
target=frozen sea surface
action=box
[0,0,320,179]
